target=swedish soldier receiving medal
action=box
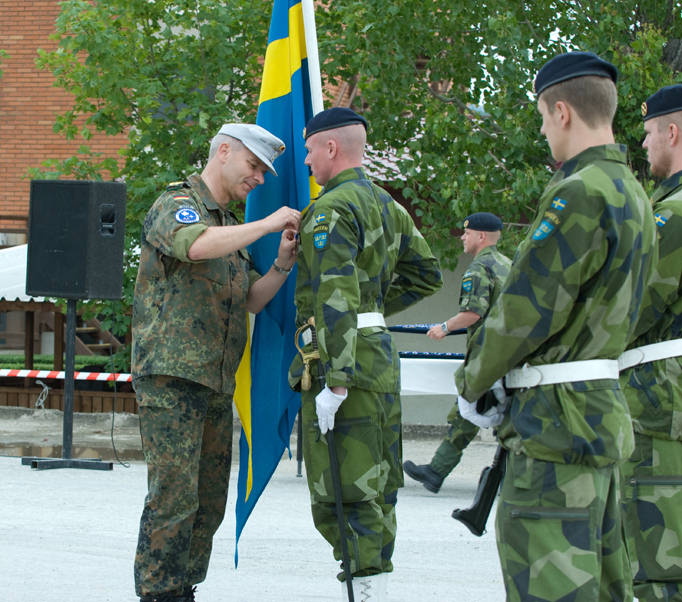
[289,107,442,600]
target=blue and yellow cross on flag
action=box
[233,0,322,564]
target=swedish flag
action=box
[233,0,321,563]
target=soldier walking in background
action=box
[454,52,656,601]
[131,124,300,602]
[290,107,442,601]
[618,84,682,601]
[403,212,511,493]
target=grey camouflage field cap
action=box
[218,123,285,176]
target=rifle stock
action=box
[451,445,507,536]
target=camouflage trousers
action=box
[622,433,682,601]
[429,399,479,478]
[496,452,633,601]
[133,376,233,597]
[301,382,403,578]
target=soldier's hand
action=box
[315,385,347,434]
[426,325,446,340]
[265,206,301,233]
[276,229,298,268]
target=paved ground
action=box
[0,407,505,601]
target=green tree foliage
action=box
[31,0,271,368]
[33,1,682,368]
[317,0,682,264]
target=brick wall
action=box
[0,1,127,237]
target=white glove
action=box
[491,378,508,405]
[458,391,508,429]
[315,385,348,434]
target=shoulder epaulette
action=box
[166,181,189,191]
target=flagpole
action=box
[301,0,324,115]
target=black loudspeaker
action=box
[26,180,126,299]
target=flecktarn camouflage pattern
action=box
[132,174,259,396]
[134,376,233,597]
[132,175,257,597]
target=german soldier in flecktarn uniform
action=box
[618,84,682,601]
[454,52,657,601]
[131,123,300,602]
[289,107,442,600]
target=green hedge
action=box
[0,354,115,371]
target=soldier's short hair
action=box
[541,75,618,128]
[208,134,244,160]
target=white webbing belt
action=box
[301,312,385,345]
[618,338,682,371]
[505,359,619,389]
[357,312,386,329]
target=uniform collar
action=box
[556,144,628,178]
[320,167,367,196]
[652,169,682,204]
[188,173,222,212]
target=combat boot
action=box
[346,573,387,601]
[402,460,443,493]
[140,587,195,602]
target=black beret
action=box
[642,84,682,121]
[304,107,368,140]
[534,51,618,96]
[462,212,503,232]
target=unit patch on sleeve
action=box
[461,273,473,292]
[313,222,329,250]
[175,207,200,224]
[654,213,668,228]
[532,197,566,241]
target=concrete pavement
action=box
[0,407,505,601]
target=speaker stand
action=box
[22,299,113,471]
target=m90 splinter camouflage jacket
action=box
[290,167,442,393]
[621,171,682,441]
[132,173,260,395]
[455,144,657,467]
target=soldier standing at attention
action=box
[618,84,682,601]
[290,107,442,600]
[454,52,656,601]
[403,212,511,493]
[131,123,301,602]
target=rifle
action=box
[451,445,507,536]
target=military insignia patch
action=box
[313,223,329,249]
[641,102,648,117]
[532,219,556,241]
[173,194,190,201]
[175,207,200,224]
[461,276,473,292]
[551,197,567,211]
[314,213,326,224]
[654,213,668,227]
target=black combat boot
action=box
[403,460,444,493]
[140,588,194,602]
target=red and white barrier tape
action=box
[0,369,132,382]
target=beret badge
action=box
[641,102,648,118]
